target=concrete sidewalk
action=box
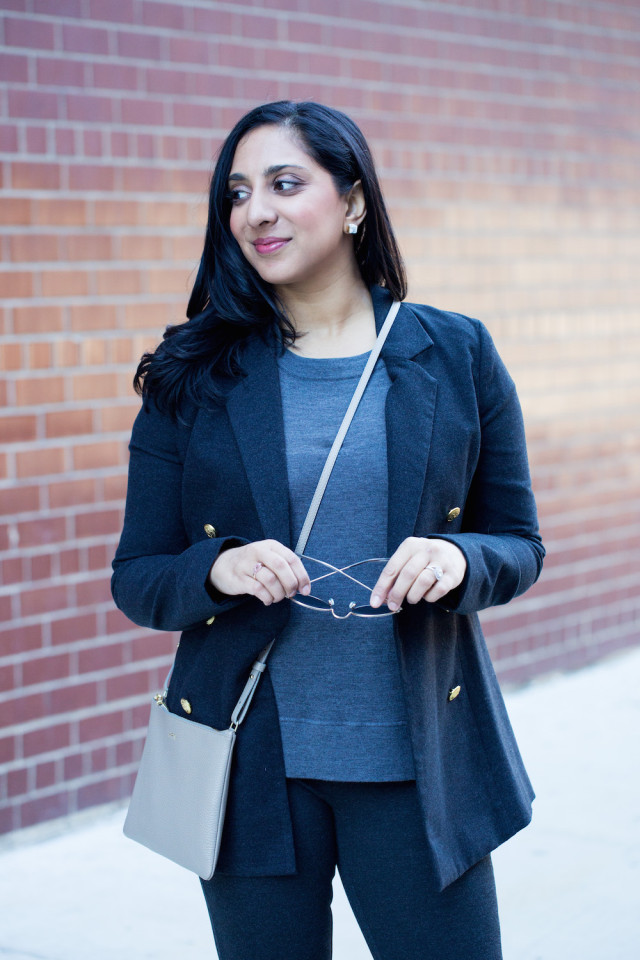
[1,646,638,959]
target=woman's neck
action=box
[277,273,376,359]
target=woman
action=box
[112,101,544,960]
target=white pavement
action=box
[1,646,639,960]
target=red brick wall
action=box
[1,0,639,834]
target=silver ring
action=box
[427,564,443,581]
[252,562,263,579]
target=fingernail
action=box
[371,594,382,608]
[302,584,311,595]
[387,600,398,612]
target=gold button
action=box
[206,616,216,625]
[448,685,461,702]
[204,524,217,538]
[446,507,460,522]
[180,698,192,714]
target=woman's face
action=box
[227,124,362,292]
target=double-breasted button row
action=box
[446,507,460,522]
[180,698,192,714]
[448,685,461,701]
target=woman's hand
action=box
[370,537,467,610]
[208,540,311,606]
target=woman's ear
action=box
[344,180,366,234]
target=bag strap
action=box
[238,299,401,698]
[294,299,401,555]
[163,300,402,729]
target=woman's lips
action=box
[252,237,290,255]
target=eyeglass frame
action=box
[288,554,401,619]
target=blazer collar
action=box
[371,285,433,363]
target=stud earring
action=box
[346,223,358,235]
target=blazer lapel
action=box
[224,336,292,547]
[223,288,437,554]
[371,288,438,552]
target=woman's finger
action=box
[370,538,428,609]
[404,565,442,604]
[266,549,309,598]
[242,542,311,605]
[369,542,413,607]
[384,554,435,610]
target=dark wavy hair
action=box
[135,100,407,415]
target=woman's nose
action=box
[246,187,276,227]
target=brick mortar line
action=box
[0,531,122,556]
[2,728,146,768]
[0,604,155,632]
[7,0,640,33]
[0,495,126,515]
[1,543,120,569]
[6,69,640,109]
[482,594,640,630]
[1,226,204,236]
[1,360,138,372]
[493,624,640,665]
[0,540,121,565]
[2,740,146,776]
[489,628,640,657]
[0,655,173,703]
[0,292,186,305]
[524,392,640,417]
[4,46,640,91]
[4,4,640,51]
[4,171,640,197]
[315,0,640,35]
[0,400,137,414]
[0,676,172,720]
[9,766,140,804]
[537,500,640,528]
[3,181,639,203]
[1,689,173,738]
[0,459,129,474]
[0,472,127,492]
[4,269,639,287]
[0,629,158,661]
[3,106,639,139]
[2,760,141,796]
[1,220,636,237]
[483,605,640,639]
[1,554,120,577]
[3,758,142,794]
[479,571,640,617]
[0,261,197,273]
[488,616,640,646]
[533,449,640,473]
[0,631,174,667]
[480,581,637,624]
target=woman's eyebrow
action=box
[228,164,308,182]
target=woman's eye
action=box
[273,178,300,193]
[227,187,250,203]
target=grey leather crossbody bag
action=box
[123,301,401,878]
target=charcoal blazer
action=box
[112,285,545,889]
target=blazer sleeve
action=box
[111,399,249,632]
[434,320,545,614]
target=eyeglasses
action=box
[289,555,401,619]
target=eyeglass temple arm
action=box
[296,555,388,595]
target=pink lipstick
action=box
[253,237,290,255]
